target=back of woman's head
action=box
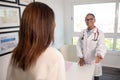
[12,2,55,70]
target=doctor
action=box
[76,13,106,80]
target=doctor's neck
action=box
[87,26,95,30]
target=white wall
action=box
[63,0,120,68]
[0,0,64,80]
[102,53,120,68]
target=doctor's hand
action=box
[95,55,103,63]
[79,58,85,66]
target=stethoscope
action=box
[81,28,99,41]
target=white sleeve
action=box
[95,31,106,58]
[47,54,66,80]
[76,32,83,58]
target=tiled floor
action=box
[100,67,120,80]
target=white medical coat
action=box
[76,27,106,76]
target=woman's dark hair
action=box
[11,2,55,70]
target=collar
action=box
[86,27,97,33]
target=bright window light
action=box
[116,39,120,51]
[74,3,115,33]
[73,37,79,45]
[105,38,113,50]
[118,3,120,33]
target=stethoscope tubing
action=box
[81,28,99,41]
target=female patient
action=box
[7,2,65,80]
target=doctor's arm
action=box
[95,32,106,63]
[76,36,83,58]
[76,35,85,66]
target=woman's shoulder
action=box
[38,47,64,63]
[45,47,63,59]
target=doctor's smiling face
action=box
[85,13,96,30]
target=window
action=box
[116,39,120,51]
[105,38,113,50]
[73,2,120,52]
[73,37,79,45]
[74,3,115,33]
[118,3,120,33]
